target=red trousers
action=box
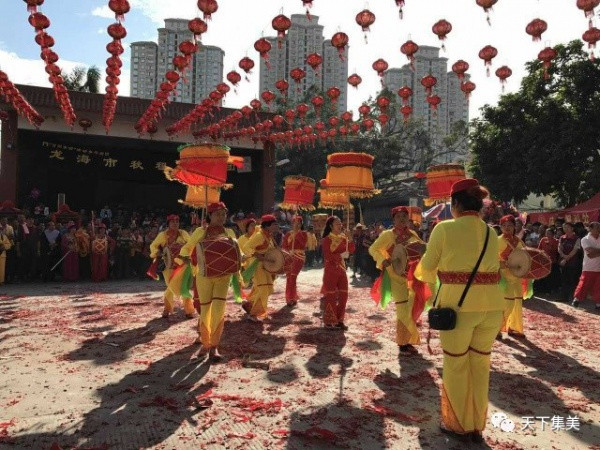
[574,271,600,304]
[322,265,348,325]
[285,254,305,304]
[91,253,108,282]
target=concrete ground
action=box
[0,267,599,449]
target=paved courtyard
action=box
[0,268,599,449]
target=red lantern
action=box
[261,90,276,107]
[426,95,441,113]
[400,40,419,70]
[378,113,389,127]
[525,18,548,42]
[306,53,323,72]
[452,60,469,82]
[326,87,341,103]
[41,49,58,64]
[583,27,600,59]
[273,114,284,128]
[108,23,127,40]
[188,18,208,41]
[250,99,262,112]
[275,79,289,96]
[432,19,452,51]
[478,45,498,76]
[331,32,349,60]
[400,105,412,123]
[106,40,124,56]
[395,0,406,19]
[296,103,309,121]
[495,65,512,91]
[376,96,391,113]
[209,90,223,104]
[327,128,337,140]
[358,104,371,119]
[227,70,241,86]
[28,12,50,32]
[311,95,324,116]
[577,0,600,28]
[347,73,362,89]
[314,121,325,132]
[290,67,306,84]
[24,0,44,14]
[254,38,272,69]
[239,57,255,77]
[241,105,252,119]
[476,0,498,25]
[302,0,314,20]
[372,58,388,83]
[538,46,558,79]
[285,109,296,125]
[350,122,360,134]
[318,130,329,143]
[329,116,340,128]
[197,0,218,20]
[179,40,198,56]
[108,0,130,22]
[341,111,353,123]
[216,82,230,96]
[460,81,476,102]
[106,56,123,69]
[166,70,180,84]
[421,74,437,96]
[356,9,376,40]
[173,55,189,71]
[272,14,292,48]
[362,119,375,132]
[35,32,54,48]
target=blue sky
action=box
[0,0,595,117]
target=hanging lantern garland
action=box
[102,0,130,134]
[452,60,470,82]
[432,19,452,51]
[0,70,44,126]
[347,73,362,89]
[254,38,272,70]
[576,0,600,28]
[479,45,498,76]
[27,11,75,127]
[525,18,548,42]
[355,9,376,42]
[272,13,292,49]
[331,32,349,61]
[372,58,389,85]
[495,65,512,92]
[400,39,419,71]
[582,27,600,60]
[538,46,558,79]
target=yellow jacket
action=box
[179,226,237,258]
[498,234,525,281]
[415,215,504,312]
[0,233,11,257]
[369,228,423,270]
[149,229,190,259]
[237,233,253,257]
[306,232,318,251]
[242,229,276,257]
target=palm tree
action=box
[62,65,101,93]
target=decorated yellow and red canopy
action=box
[318,179,352,210]
[325,152,379,198]
[280,175,316,210]
[424,163,466,206]
[178,185,222,209]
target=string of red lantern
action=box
[479,45,498,76]
[495,65,512,92]
[27,10,76,127]
[254,38,272,70]
[356,9,376,42]
[525,18,548,42]
[538,46,558,79]
[102,0,130,134]
[198,0,218,21]
[372,59,389,85]
[576,0,600,29]
[0,70,44,126]
[400,39,419,71]
[432,19,452,51]
[331,32,349,61]
[347,73,362,89]
[452,60,470,82]
[272,13,292,49]
[582,27,600,60]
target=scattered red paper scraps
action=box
[226,432,256,439]
[0,418,16,443]
[271,429,290,437]
[139,395,179,411]
[362,404,425,423]
[132,359,153,365]
[230,410,251,422]
[2,398,21,407]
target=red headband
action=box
[500,215,516,225]
[261,214,277,223]
[450,178,479,196]
[391,206,409,217]
[207,202,227,214]
[167,214,179,222]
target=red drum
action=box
[508,248,551,280]
[405,241,426,261]
[163,243,183,269]
[196,236,241,277]
[263,248,294,275]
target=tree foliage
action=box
[469,40,600,206]
[62,65,101,93]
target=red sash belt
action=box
[438,271,501,285]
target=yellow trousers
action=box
[248,264,274,318]
[163,269,195,316]
[0,256,5,284]
[440,310,503,434]
[502,279,523,333]
[196,274,231,348]
[388,268,419,346]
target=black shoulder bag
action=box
[428,226,490,331]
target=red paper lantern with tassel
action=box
[432,19,452,51]
[108,0,130,22]
[272,14,292,48]
[226,70,241,86]
[24,0,44,14]
[347,73,362,89]
[306,53,323,72]
[275,79,289,96]
[538,47,558,79]
[460,80,476,102]
[400,40,419,70]
[452,60,469,81]
[478,45,498,76]
[525,18,548,42]
[254,38,272,69]
[331,32,349,60]
[421,75,437,96]
[495,65,512,91]
[197,0,218,20]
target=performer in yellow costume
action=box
[369,206,426,355]
[179,202,238,361]
[497,214,527,338]
[415,179,503,443]
[237,218,256,271]
[241,214,279,321]
[149,215,194,318]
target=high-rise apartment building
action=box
[383,46,469,162]
[258,15,349,114]
[130,19,224,104]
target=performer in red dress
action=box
[91,224,114,282]
[282,215,307,307]
[321,216,355,330]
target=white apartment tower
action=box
[130,19,224,104]
[258,15,349,114]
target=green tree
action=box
[62,65,101,93]
[469,40,600,206]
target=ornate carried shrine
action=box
[52,203,80,224]
[424,163,466,206]
[279,175,316,211]
[178,185,222,209]
[318,179,352,209]
[0,200,22,218]
[325,152,379,198]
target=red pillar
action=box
[261,140,275,214]
[0,111,18,202]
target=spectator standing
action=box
[572,222,600,309]
[558,222,581,303]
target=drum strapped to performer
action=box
[196,236,241,278]
[508,248,551,279]
[162,245,181,270]
[405,241,426,261]
[262,248,293,275]
[390,244,409,276]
